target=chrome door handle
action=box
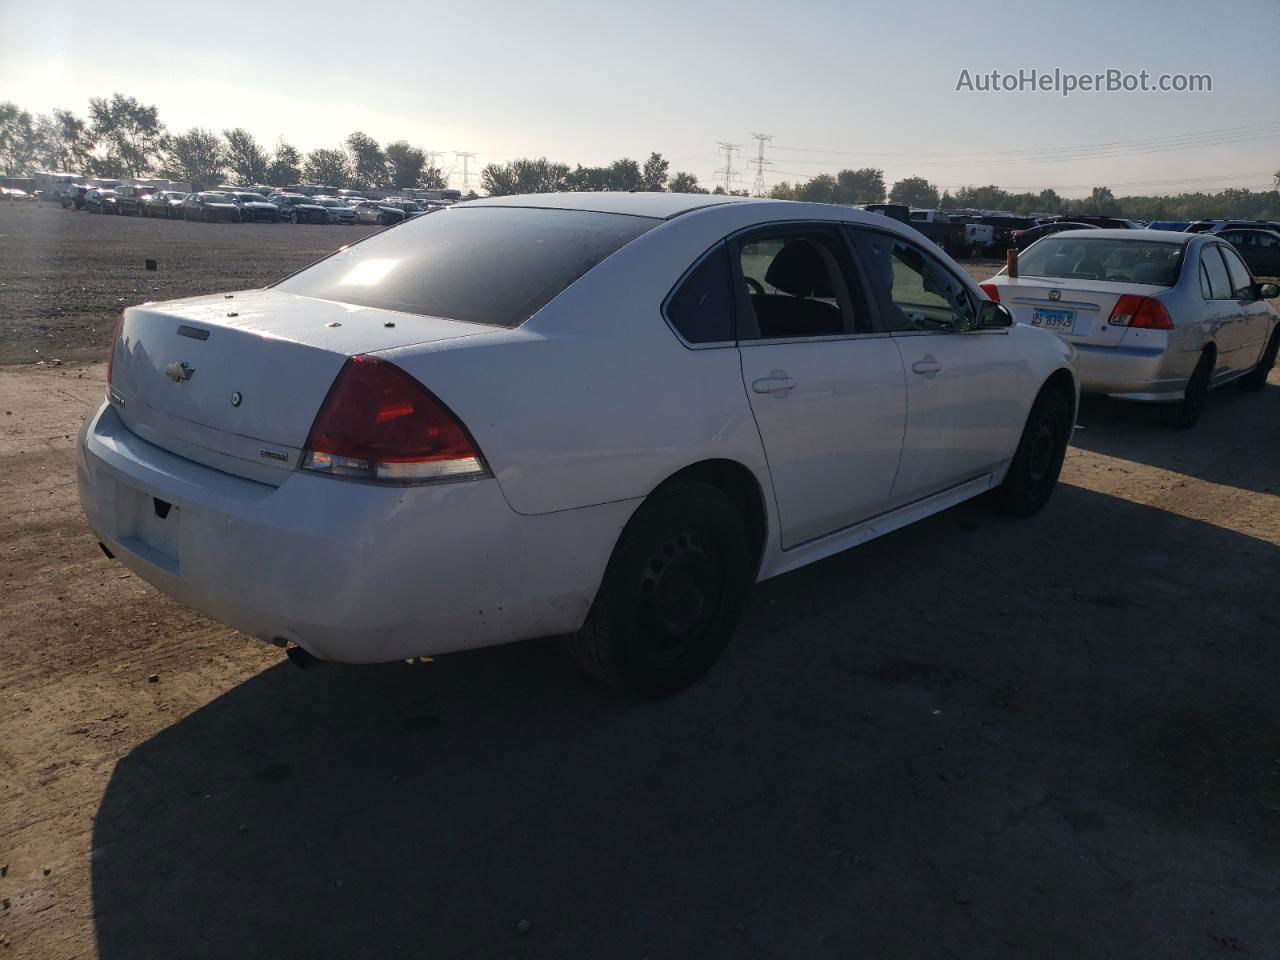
[752,376,797,396]
[911,358,942,377]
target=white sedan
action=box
[982,230,1280,427]
[78,194,1077,696]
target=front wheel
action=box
[1236,327,1279,392]
[991,386,1071,517]
[569,481,753,698]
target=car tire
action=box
[1164,350,1213,428]
[1236,327,1280,392]
[291,212,299,224]
[990,384,1071,517]
[569,480,753,698]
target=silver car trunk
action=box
[997,276,1167,348]
[108,289,494,484]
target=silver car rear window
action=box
[275,206,660,327]
[1018,237,1186,286]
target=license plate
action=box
[1031,307,1076,333]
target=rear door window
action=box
[734,227,869,339]
[276,206,659,327]
[1201,247,1232,299]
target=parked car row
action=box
[62,184,446,226]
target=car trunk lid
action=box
[996,276,1167,347]
[109,288,496,484]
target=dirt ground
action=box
[0,203,370,366]
[2,201,1279,959]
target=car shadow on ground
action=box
[91,482,1280,959]
[1071,380,1280,496]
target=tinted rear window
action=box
[275,206,659,327]
[1017,237,1186,286]
[665,242,735,343]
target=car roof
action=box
[464,191,767,220]
[1065,228,1196,244]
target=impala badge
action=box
[165,361,196,382]
[1048,289,1062,302]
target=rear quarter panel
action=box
[375,214,772,516]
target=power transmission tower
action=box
[454,152,477,192]
[426,150,447,171]
[749,133,773,196]
[715,142,741,194]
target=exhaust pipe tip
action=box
[285,644,324,669]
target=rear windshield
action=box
[275,206,660,327]
[1017,237,1186,286]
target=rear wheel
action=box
[1164,350,1212,428]
[1236,327,1280,392]
[569,481,753,698]
[991,385,1072,517]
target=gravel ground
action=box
[1,200,1279,959]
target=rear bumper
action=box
[1074,341,1192,402]
[77,402,636,663]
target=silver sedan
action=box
[984,230,1279,427]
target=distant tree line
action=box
[773,168,1280,221]
[4,94,1278,217]
[0,94,448,191]
[480,154,707,195]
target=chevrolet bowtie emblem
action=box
[165,361,195,382]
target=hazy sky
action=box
[2,0,1277,196]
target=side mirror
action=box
[1259,282,1279,300]
[974,300,1014,330]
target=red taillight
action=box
[301,355,488,484]
[106,313,123,387]
[1108,295,1173,330]
[979,283,1001,302]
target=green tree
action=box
[0,102,39,175]
[385,141,425,189]
[158,128,225,189]
[640,152,669,191]
[835,168,886,203]
[1036,189,1063,213]
[952,184,1012,210]
[35,109,96,172]
[668,171,706,193]
[223,128,269,184]
[266,139,301,187]
[481,157,569,195]
[888,176,940,208]
[87,93,164,177]
[345,131,386,188]
[418,166,448,190]
[1077,185,1120,215]
[303,147,350,187]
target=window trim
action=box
[659,239,737,350]
[848,226,998,336]
[727,220,884,343]
[1199,246,1232,300]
